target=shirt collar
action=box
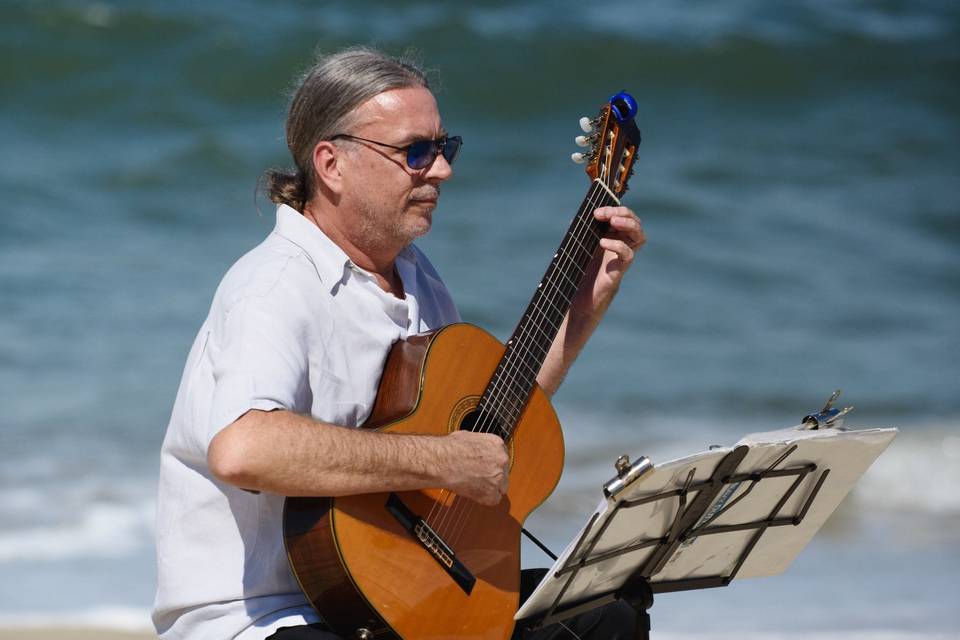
[272,204,420,295]
[273,204,352,294]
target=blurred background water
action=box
[1,0,958,636]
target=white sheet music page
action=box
[516,425,896,622]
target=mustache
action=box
[410,187,440,201]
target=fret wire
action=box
[449,184,614,542]
[563,227,599,260]
[533,266,578,323]
[544,252,583,294]
[524,295,568,335]
[481,184,613,435]
[531,211,605,318]
[484,192,608,427]
[490,264,586,415]
[482,307,559,422]
[515,308,563,365]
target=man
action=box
[154,46,645,639]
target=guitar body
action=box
[284,323,565,640]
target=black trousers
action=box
[266,569,638,640]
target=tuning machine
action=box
[572,119,599,164]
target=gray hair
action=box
[262,46,430,210]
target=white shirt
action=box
[153,204,460,639]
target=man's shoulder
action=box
[214,234,323,313]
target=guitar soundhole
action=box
[459,409,508,441]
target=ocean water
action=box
[1,0,958,636]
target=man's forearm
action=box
[209,409,456,497]
[208,409,510,504]
[538,204,644,395]
[536,297,609,397]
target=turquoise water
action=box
[1,1,958,635]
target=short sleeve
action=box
[207,294,311,445]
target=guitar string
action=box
[436,168,615,542]
[437,158,620,542]
[468,169,614,442]
[471,183,607,440]
[426,137,619,538]
[431,175,613,541]
[472,178,610,437]
[432,179,613,542]
[426,185,605,539]
[438,233,605,546]
[438,183,611,544]
[468,156,615,443]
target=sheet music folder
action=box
[515,425,896,627]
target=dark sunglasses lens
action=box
[406,140,436,170]
[406,137,462,169]
[442,136,462,165]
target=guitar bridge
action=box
[385,493,476,594]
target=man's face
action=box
[336,86,453,253]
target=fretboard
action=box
[478,181,617,437]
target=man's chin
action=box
[412,218,432,238]
[399,213,432,243]
[407,204,434,230]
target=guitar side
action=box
[284,323,565,640]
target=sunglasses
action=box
[330,133,462,170]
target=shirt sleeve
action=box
[206,293,311,445]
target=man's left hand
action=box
[575,205,645,314]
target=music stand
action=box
[514,423,896,639]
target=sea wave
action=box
[856,427,960,517]
[11,0,956,44]
[0,416,955,566]
[557,413,960,518]
[0,499,154,563]
[4,0,956,125]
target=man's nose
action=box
[425,152,453,182]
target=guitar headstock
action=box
[571,91,642,198]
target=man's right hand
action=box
[440,430,510,506]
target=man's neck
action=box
[301,202,405,297]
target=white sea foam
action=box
[0,418,955,569]
[558,411,960,517]
[856,426,960,516]
[0,500,155,562]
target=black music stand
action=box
[514,420,896,639]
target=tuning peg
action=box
[571,152,587,164]
[578,117,594,133]
[574,135,590,147]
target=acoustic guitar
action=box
[283,92,642,640]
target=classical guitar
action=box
[284,92,642,640]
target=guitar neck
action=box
[480,181,618,437]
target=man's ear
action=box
[312,140,343,195]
